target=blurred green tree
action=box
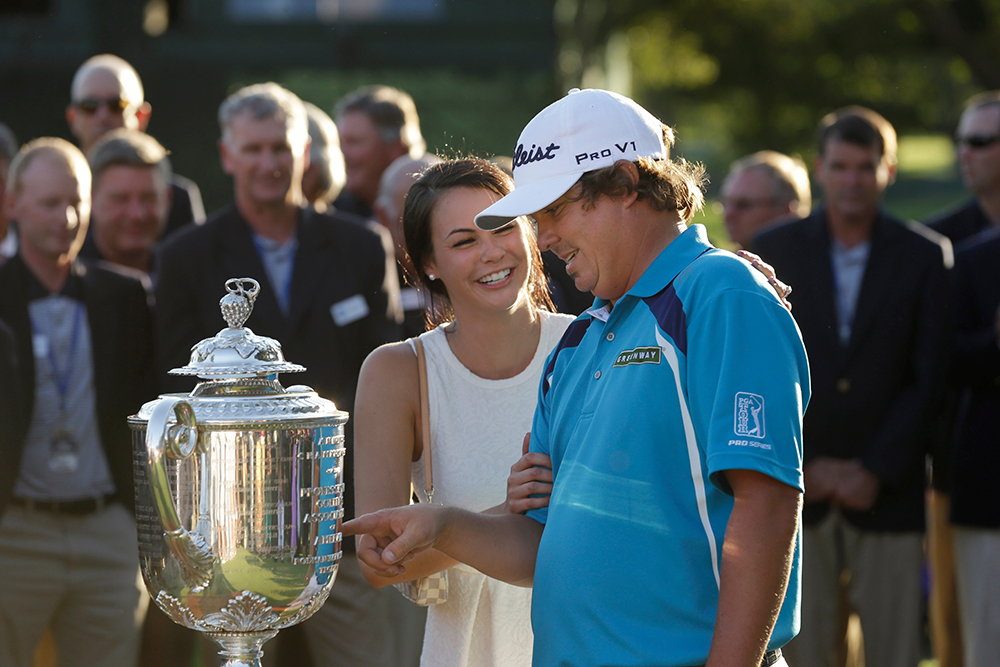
[555,0,1000,169]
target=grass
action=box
[898,134,957,180]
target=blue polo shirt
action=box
[527,224,809,667]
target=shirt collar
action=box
[25,259,86,302]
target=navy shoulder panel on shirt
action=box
[639,247,743,357]
[643,283,687,355]
[542,317,591,397]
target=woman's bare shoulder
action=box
[359,339,420,392]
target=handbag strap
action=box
[414,337,435,503]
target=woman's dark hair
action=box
[402,157,554,329]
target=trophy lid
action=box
[169,277,306,380]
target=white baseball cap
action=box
[475,88,667,230]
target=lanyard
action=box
[32,301,85,413]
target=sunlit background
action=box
[2,0,991,256]
[1,2,986,664]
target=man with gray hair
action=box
[334,85,425,218]
[721,150,811,249]
[155,82,416,667]
[0,122,19,264]
[78,129,172,276]
[66,54,204,237]
[302,101,347,213]
[0,137,156,667]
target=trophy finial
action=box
[171,277,304,379]
[220,278,260,329]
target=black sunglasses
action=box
[955,134,1000,149]
[74,96,131,115]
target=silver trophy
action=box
[129,278,347,667]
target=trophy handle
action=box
[146,396,217,593]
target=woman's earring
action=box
[427,273,436,281]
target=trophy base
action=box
[206,630,279,667]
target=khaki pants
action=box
[0,503,147,667]
[783,510,923,667]
[953,526,1000,667]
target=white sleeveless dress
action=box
[408,310,575,667]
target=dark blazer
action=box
[0,255,157,517]
[154,204,403,524]
[925,198,993,247]
[162,174,207,240]
[922,198,993,491]
[752,209,953,531]
[330,190,373,220]
[0,318,23,513]
[949,230,1000,528]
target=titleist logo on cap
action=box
[512,142,560,171]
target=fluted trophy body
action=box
[129,278,346,667]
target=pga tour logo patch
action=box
[734,392,765,439]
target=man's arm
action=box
[706,469,802,667]
[343,505,543,587]
[952,245,1000,388]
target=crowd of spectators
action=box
[1,52,998,667]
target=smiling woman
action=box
[402,159,553,329]
[352,158,572,667]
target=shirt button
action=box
[836,378,850,393]
[606,333,615,341]
[594,370,602,380]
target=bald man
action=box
[0,138,155,667]
[67,54,204,239]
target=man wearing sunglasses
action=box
[925,93,1000,244]
[66,54,204,239]
[924,91,1000,653]
[922,91,1000,667]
